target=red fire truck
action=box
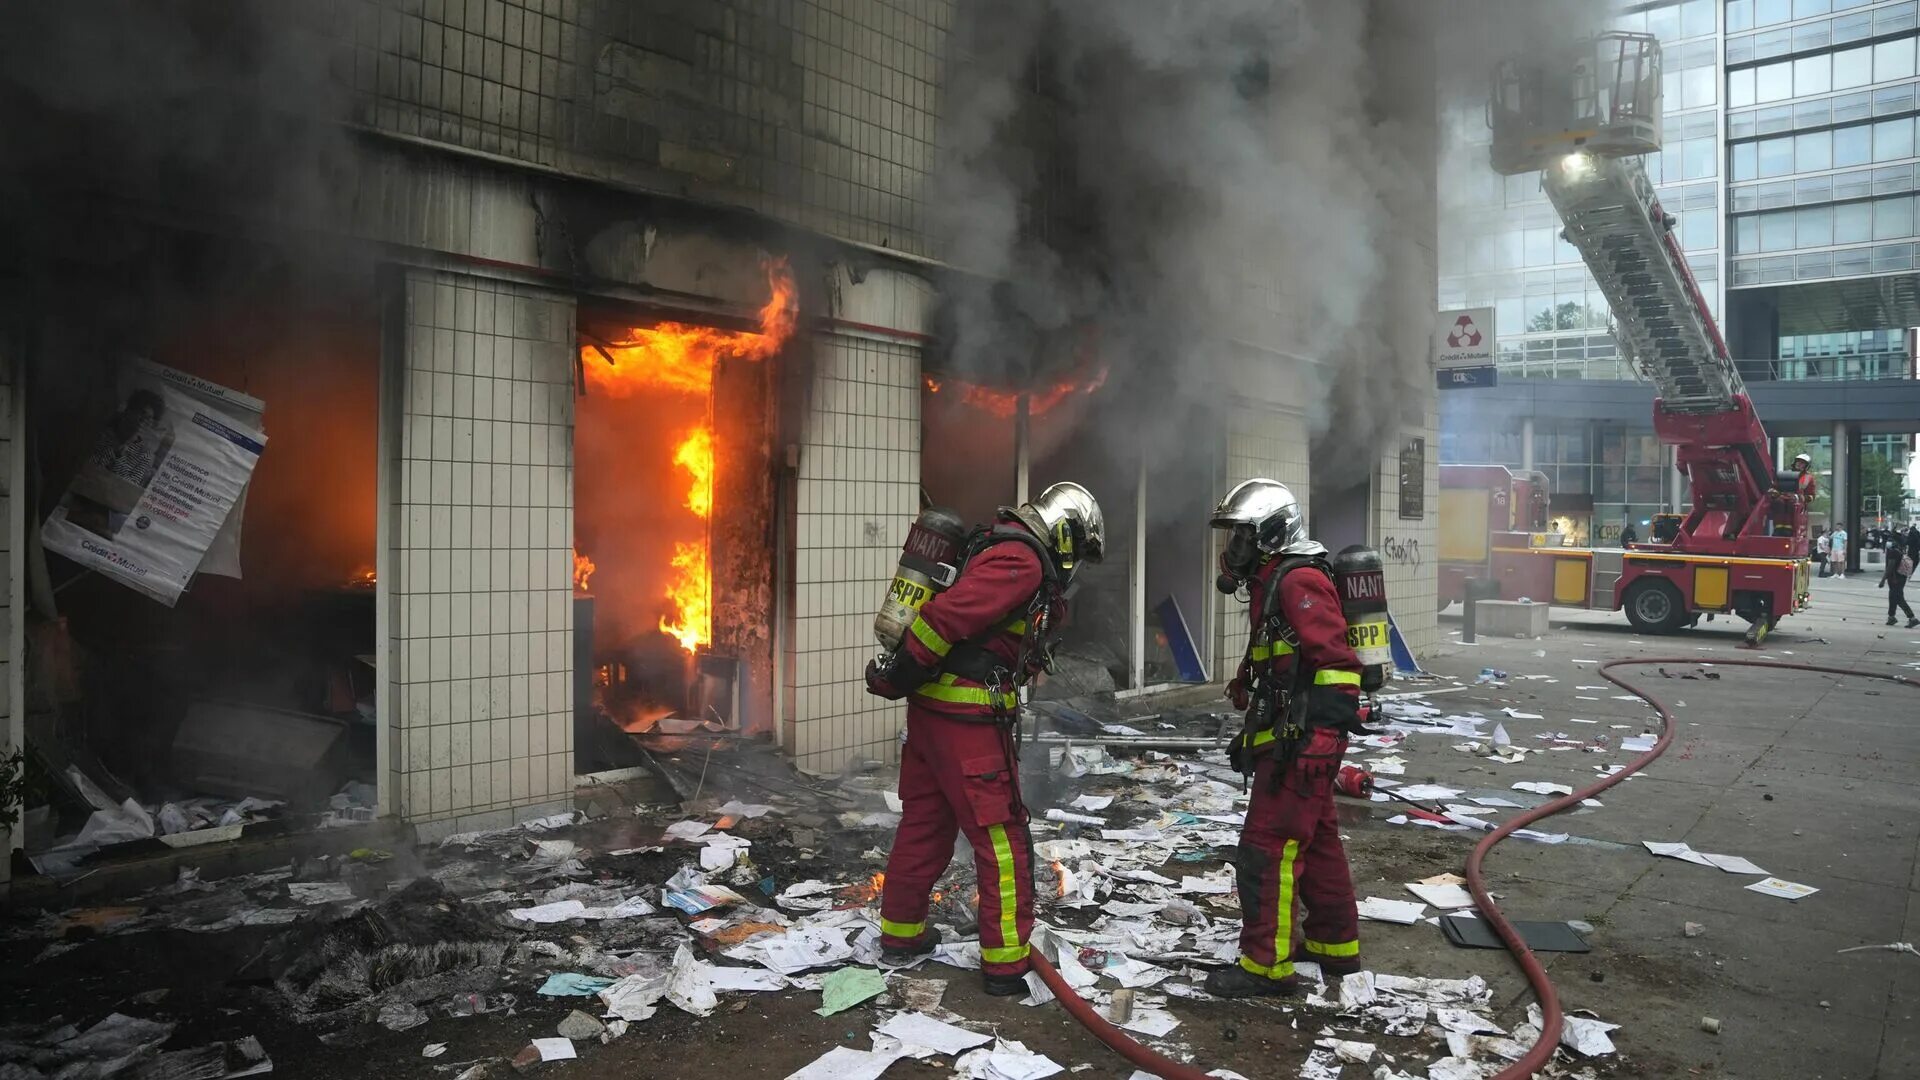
[1443,34,1812,643]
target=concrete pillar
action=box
[1520,416,1535,472]
[1831,420,1852,569]
[1667,445,1684,513]
[1014,395,1030,504]
[1130,456,1146,691]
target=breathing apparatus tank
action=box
[874,506,969,649]
[1331,545,1392,692]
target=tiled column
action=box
[388,270,575,832]
[788,267,930,774]
[1374,410,1442,658]
[1215,406,1313,671]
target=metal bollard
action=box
[1462,577,1500,643]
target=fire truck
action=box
[1443,33,1811,643]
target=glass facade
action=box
[1439,418,1672,545]
[1726,2,1920,285]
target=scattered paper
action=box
[1407,882,1476,909]
[1529,1003,1619,1056]
[784,1046,901,1080]
[1468,796,1525,808]
[663,884,748,915]
[1392,784,1464,801]
[716,799,775,818]
[1046,808,1106,825]
[1701,853,1769,876]
[511,899,588,923]
[538,973,615,996]
[934,941,982,970]
[1621,734,1657,753]
[1512,782,1573,796]
[877,1012,994,1055]
[1357,897,1427,924]
[1500,708,1543,720]
[1070,794,1115,811]
[1118,1008,1181,1038]
[599,972,666,1021]
[955,1038,1064,1080]
[707,965,787,992]
[1745,877,1819,900]
[531,1038,577,1062]
[666,944,717,1016]
[664,820,713,840]
[815,966,887,1015]
[1642,841,1714,867]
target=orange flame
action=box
[581,259,796,654]
[922,364,1108,420]
[573,551,596,594]
[1050,860,1070,898]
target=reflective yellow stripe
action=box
[1238,954,1289,978]
[908,616,951,657]
[1313,669,1361,686]
[1002,618,1027,635]
[1249,728,1276,747]
[880,918,925,939]
[1304,938,1360,958]
[1249,641,1295,661]
[986,824,1022,963]
[1271,838,1299,979]
[913,681,1019,710]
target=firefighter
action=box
[1792,452,1818,502]
[864,481,1104,995]
[1205,478,1365,997]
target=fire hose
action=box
[1027,657,1919,1080]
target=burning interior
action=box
[571,260,796,771]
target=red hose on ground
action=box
[1028,658,1917,1080]
[1472,658,1920,1080]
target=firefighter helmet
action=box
[1210,478,1326,561]
[1018,481,1105,572]
[1793,452,1812,469]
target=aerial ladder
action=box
[1480,32,1810,642]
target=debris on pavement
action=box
[1745,877,1820,900]
[814,966,887,1015]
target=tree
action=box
[1525,302,1608,333]
[1860,450,1911,524]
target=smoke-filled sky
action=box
[929,0,1602,490]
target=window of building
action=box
[1756,0,1791,25]
[1728,0,1754,32]
[1681,65,1717,108]
[1648,3,1680,40]
[1736,214,1761,253]
[1794,54,1833,96]
[1874,194,1914,238]
[1797,204,1834,245]
[1794,0,1832,15]
[1684,136,1716,179]
[1875,116,1915,161]
[1876,36,1917,81]
[1759,135,1795,176]
[1835,200,1873,241]
[1836,123,1872,166]
[1761,209,1796,250]
[1733,140,1759,180]
[1729,66,1756,108]
[1797,130,1833,171]
[1524,227,1555,266]
[1834,44,1874,89]
[1684,0,1717,35]
[1756,60,1793,102]
[1682,207,1716,249]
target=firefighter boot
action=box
[1292,949,1363,977]
[983,971,1029,997]
[880,931,939,966]
[1204,964,1306,998]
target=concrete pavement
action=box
[1348,571,1920,1079]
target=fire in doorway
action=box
[574,259,795,744]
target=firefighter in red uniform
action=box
[864,482,1105,995]
[1204,478,1366,997]
[1792,452,1818,502]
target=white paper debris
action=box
[1356,897,1426,924]
[1468,796,1525,808]
[783,1046,901,1080]
[531,1038,577,1062]
[1511,781,1573,796]
[1700,853,1769,875]
[664,820,713,840]
[1745,877,1819,900]
[716,799,775,818]
[1391,784,1464,801]
[1046,809,1106,825]
[1070,794,1115,811]
[665,944,717,1016]
[1620,734,1657,753]
[1406,882,1476,910]
[875,1012,994,1056]
[1642,841,1715,867]
[1298,1049,1343,1080]
[509,899,588,922]
[1500,708,1543,720]
[955,1038,1065,1080]
[1528,1003,1620,1056]
[706,966,787,992]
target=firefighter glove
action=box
[1302,684,1365,734]
[1225,676,1251,712]
[864,649,933,701]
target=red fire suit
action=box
[1227,555,1363,982]
[876,525,1055,977]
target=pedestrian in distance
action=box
[1814,527,1830,577]
[1880,537,1918,628]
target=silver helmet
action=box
[1210,478,1325,563]
[1015,481,1105,572]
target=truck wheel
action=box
[1623,579,1687,634]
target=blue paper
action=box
[537,972,615,996]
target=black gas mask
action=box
[1215,524,1262,594]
